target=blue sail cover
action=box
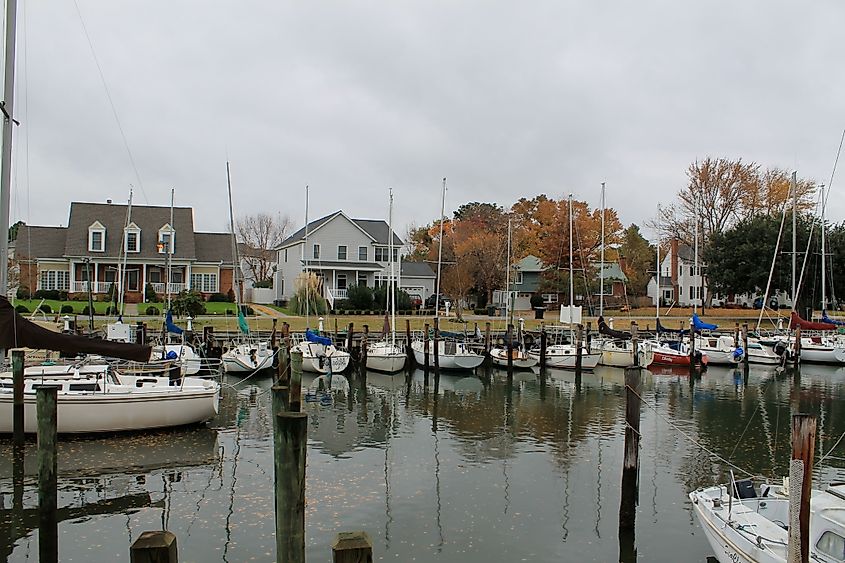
[822,311,845,326]
[306,329,332,346]
[692,313,718,332]
[165,310,183,335]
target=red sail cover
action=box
[789,311,836,331]
[0,297,152,362]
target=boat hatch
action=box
[68,383,100,392]
[816,530,845,560]
[135,378,159,387]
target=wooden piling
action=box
[539,329,547,371]
[332,531,373,563]
[37,386,59,563]
[789,414,816,563]
[279,322,291,387]
[405,319,414,367]
[360,325,369,382]
[274,411,308,563]
[484,321,492,366]
[289,350,303,413]
[575,324,583,378]
[433,317,441,378]
[12,349,24,445]
[346,322,354,354]
[130,531,178,563]
[793,326,801,369]
[689,318,696,376]
[423,322,430,384]
[619,367,641,531]
[506,323,514,380]
[631,322,639,367]
[742,323,749,366]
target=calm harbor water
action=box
[2,363,845,562]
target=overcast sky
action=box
[6,1,845,241]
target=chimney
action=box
[107,199,112,204]
[670,238,679,304]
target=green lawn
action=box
[11,299,112,315]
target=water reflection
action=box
[0,363,844,561]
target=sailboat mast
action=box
[656,204,661,326]
[568,194,574,310]
[599,182,605,317]
[505,216,512,326]
[694,192,699,315]
[303,185,310,327]
[117,189,133,318]
[435,178,446,313]
[389,187,395,347]
[821,183,827,311]
[0,0,18,299]
[226,163,240,310]
[166,188,174,312]
[791,171,797,311]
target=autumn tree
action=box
[618,225,655,296]
[237,213,291,285]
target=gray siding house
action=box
[275,211,406,306]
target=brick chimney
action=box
[670,238,679,304]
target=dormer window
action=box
[158,224,175,254]
[125,222,140,253]
[88,221,106,252]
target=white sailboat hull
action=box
[366,342,406,373]
[529,345,601,369]
[296,342,351,374]
[490,347,537,369]
[410,340,485,370]
[222,343,275,373]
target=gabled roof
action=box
[598,261,628,282]
[13,226,68,259]
[677,243,695,262]
[278,210,403,249]
[652,275,674,288]
[401,261,435,278]
[64,202,197,259]
[195,232,236,264]
[515,255,544,272]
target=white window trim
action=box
[313,243,321,260]
[515,271,523,285]
[337,245,347,260]
[158,224,175,254]
[88,222,106,252]
[358,246,368,261]
[125,225,141,253]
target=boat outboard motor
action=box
[731,479,757,499]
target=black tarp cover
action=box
[597,316,631,340]
[0,297,152,362]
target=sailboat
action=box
[528,194,600,370]
[490,217,536,369]
[293,186,351,374]
[366,189,406,374]
[410,178,484,371]
[220,163,274,374]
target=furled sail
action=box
[598,316,631,340]
[789,311,836,331]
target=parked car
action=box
[425,293,452,309]
[409,293,423,309]
[753,296,779,309]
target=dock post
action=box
[423,322,430,385]
[631,322,639,367]
[346,322,354,354]
[689,318,696,376]
[619,366,641,532]
[280,322,291,387]
[289,350,303,413]
[742,323,749,366]
[734,322,739,347]
[539,328,547,371]
[575,324,583,379]
[334,318,339,344]
[506,323,514,381]
[405,319,414,367]
[270,318,279,369]
[433,317,441,379]
[275,411,308,563]
[793,326,801,369]
[484,322,492,366]
[12,349,24,445]
[37,385,59,563]
[788,414,816,563]
[130,531,178,563]
[332,531,373,563]
[360,325,369,383]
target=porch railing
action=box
[70,281,111,293]
[150,282,186,294]
[332,288,348,299]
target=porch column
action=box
[142,264,147,297]
[94,262,99,293]
[186,263,192,290]
[69,262,75,293]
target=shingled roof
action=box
[13,226,68,259]
[64,202,197,259]
[279,210,404,248]
[400,261,435,278]
[195,232,236,265]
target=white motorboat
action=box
[690,479,845,563]
[0,363,220,434]
[744,338,782,365]
[410,338,485,371]
[222,341,275,374]
[366,340,406,373]
[490,346,537,369]
[528,343,601,370]
[695,334,744,365]
[594,338,654,368]
[760,334,845,365]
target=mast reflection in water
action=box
[2,363,845,561]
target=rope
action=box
[818,429,845,465]
[220,347,282,390]
[627,384,755,477]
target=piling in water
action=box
[742,323,749,366]
[433,317,440,379]
[274,411,308,563]
[37,385,59,563]
[346,322,354,355]
[793,327,801,369]
[332,531,373,563]
[688,318,696,377]
[619,367,641,531]
[12,349,24,445]
[506,323,514,380]
[789,414,816,563]
[289,350,303,413]
[423,322,430,385]
[405,319,414,367]
[575,324,583,379]
[539,328,547,371]
[484,322,492,366]
[360,325,369,384]
[130,531,178,563]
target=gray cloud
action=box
[8,0,845,241]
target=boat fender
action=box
[166,350,178,360]
[733,347,744,360]
[773,342,788,357]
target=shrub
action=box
[146,306,160,316]
[226,287,236,303]
[34,289,64,300]
[530,293,545,308]
[60,305,74,314]
[15,305,29,313]
[474,308,487,315]
[171,289,206,318]
[253,279,272,289]
[226,309,235,316]
[38,304,52,314]
[240,305,255,316]
[16,286,29,299]
[82,305,93,316]
[347,284,374,310]
[144,283,159,303]
[208,292,230,302]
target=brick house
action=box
[13,201,237,303]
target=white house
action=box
[274,210,434,306]
[647,240,707,307]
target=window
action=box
[158,224,175,254]
[393,248,399,263]
[40,270,70,291]
[337,273,347,290]
[125,231,139,253]
[357,273,367,287]
[515,271,524,285]
[337,245,347,260]
[88,222,106,252]
[126,269,140,292]
[149,269,162,283]
[190,273,218,293]
[284,249,288,263]
[375,247,387,262]
[313,244,320,260]
[689,265,694,276]
[358,246,368,261]
[816,531,845,561]
[104,269,117,283]
[542,293,558,304]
